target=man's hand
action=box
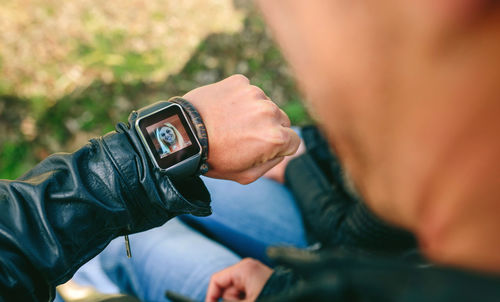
[184,74,300,184]
[206,258,273,302]
[263,138,305,183]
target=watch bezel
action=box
[134,103,202,173]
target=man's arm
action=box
[0,128,202,301]
[0,75,300,301]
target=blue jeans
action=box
[63,176,308,302]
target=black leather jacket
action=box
[258,126,500,301]
[284,126,415,253]
[0,116,212,301]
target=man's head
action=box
[258,0,500,271]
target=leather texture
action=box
[284,126,415,253]
[258,126,500,301]
[0,113,211,301]
[259,247,500,302]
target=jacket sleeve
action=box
[258,266,299,300]
[284,126,415,254]
[0,118,211,301]
[258,247,500,302]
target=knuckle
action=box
[273,105,283,118]
[259,101,279,118]
[271,129,289,146]
[248,85,267,99]
[269,102,282,116]
[241,257,255,265]
[280,109,292,126]
[241,258,261,271]
[229,74,250,84]
[209,272,221,283]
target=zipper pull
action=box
[124,235,132,258]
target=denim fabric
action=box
[63,176,308,302]
[181,176,309,263]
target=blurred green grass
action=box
[0,2,310,179]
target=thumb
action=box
[275,127,301,157]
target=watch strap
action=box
[169,97,209,174]
[164,150,202,179]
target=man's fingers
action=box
[260,99,290,127]
[250,85,270,100]
[206,271,233,302]
[222,287,243,301]
[278,108,291,127]
[205,281,223,302]
[275,127,301,157]
[224,74,250,86]
[186,74,299,184]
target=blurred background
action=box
[0,0,310,179]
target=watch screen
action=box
[137,104,201,170]
[146,115,192,158]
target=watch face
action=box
[137,104,201,170]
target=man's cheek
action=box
[405,0,491,29]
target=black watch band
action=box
[169,97,210,175]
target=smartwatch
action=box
[134,101,203,179]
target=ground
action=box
[0,0,310,179]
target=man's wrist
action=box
[109,122,212,219]
[130,100,205,178]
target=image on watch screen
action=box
[145,115,193,159]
